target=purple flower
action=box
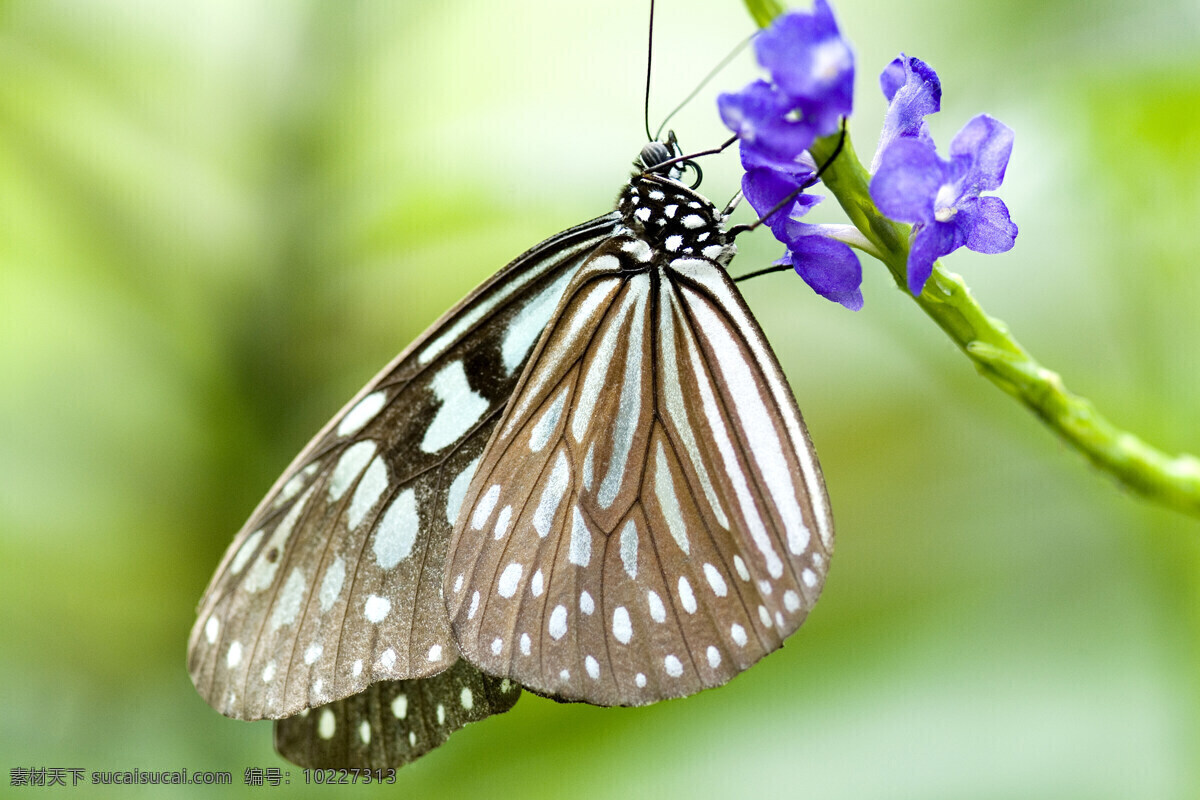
[871,54,941,172]
[718,0,855,163]
[871,114,1018,295]
[718,1,860,308]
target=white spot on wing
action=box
[318,556,346,612]
[520,633,531,655]
[348,456,389,530]
[582,443,595,490]
[374,488,418,568]
[338,391,386,437]
[446,457,481,525]
[529,388,568,452]
[364,594,391,623]
[493,505,513,540]
[392,694,408,719]
[304,642,322,665]
[585,655,600,680]
[427,645,443,662]
[421,361,490,453]
[329,442,376,502]
[569,507,591,566]
[619,519,638,579]
[204,616,219,644]
[664,654,684,677]
[359,720,372,744]
[226,641,242,668]
[733,555,750,582]
[261,661,276,682]
[548,605,568,640]
[471,484,502,530]
[706,646,722,668]
[731,623,748,647]
[498,563,523,598]
[268,568,306,630]
[531,569,544,597]
[612,606,632,644]
[703,563,728,597]
[318,709,335,739]
[647,590,666,623]
[678,576,697,614]
[461,686,474,710]
[533,451,570,537]
[784,589,801,612]
[230,531,262,575]
[579,590,594,615]
[377,648,396,670]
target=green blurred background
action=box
[2,0,1198,796]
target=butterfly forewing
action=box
[273,658,521,769]
[444,176,834,706]
[188,214,621,723]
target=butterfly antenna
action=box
[643,0,656,142]
[654,31,755,142]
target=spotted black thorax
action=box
[615,177,735,270]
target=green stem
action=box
[808,132,1200,518]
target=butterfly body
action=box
[189,139,833,765]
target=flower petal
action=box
[872,54,941,172]
[950,114,1014,195]
[959,196,1018,254]
[780,226,863,310]
[870,137,944,223]
[906,222,959,295]
[753,1,854,136]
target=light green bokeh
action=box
[1,0,1198,796]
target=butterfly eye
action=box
[636,140,674,173]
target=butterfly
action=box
[188,134,835,768]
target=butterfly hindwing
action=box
[444,176,835,706]
[273,658,521,769]
[188,214,621,723]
